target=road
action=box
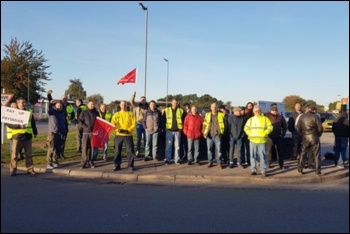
[1,169,348,233]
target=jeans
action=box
[187,138,200,162]
[207,136,222,164]
[229,137,243,164]
[334,136,348,166]
[165,130,181,162]
[145,131,159,159]
[93,139,108,161]
[136,123,146,153]
[250,142,267,174]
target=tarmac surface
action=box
[4,156,349,185]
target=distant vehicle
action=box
[319,113,339,132]
[285,111,292,122]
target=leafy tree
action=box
[328,101,338,111]
[87,93,104,108]
[65,79,86,100]
[196,94,223,109]
[107,101,119,113]
[1,38,51,104]
[283,95,306,111]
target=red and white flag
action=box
[91,117,115,148]
[117,68,137,85]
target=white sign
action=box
[258,100,287,119]
[1,106,30,125]
[1,93,14,106]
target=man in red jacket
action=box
[183,105,204,165]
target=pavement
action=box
[3,156,349,184]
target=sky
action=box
[1,1,349,107]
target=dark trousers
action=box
[180,131,188,159]
[136,124,146,153]
[114,136,135,168]
[266,136,284,167]
[76,125,83,152]
[241,135,251,164]
[298,140,321,174]
[81,133,93,163]
[47,132,65,163]
[61,128,68,156]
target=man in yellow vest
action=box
[7,97,38,176]
[6,102,25,161]
[163,98,185,165]
[93,103,112,161]
[203,102,226,169]
[111,101,136,171]
[244,105,273,177]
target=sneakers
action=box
[336,165,345,169]
[187,160,193,165]
[164,160,170,165]
[113,165,121,171]
[47,164,54,169]
[135,151,140,157]
[175,160,181,165]
[251,172,257,175]
[144,156,152,162]
[89,162,96,168]
[207,162,213,168]
[27,169,37,175]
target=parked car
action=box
[319,113,338,132]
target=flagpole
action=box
[139,3,148,97]
[164,58,169,108]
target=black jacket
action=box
[296,112,323,144]
[332,112,349,138]
[78,108,99,133]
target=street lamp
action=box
[164,58,169,108]
[27,69,30,104]
[139,2,148,97]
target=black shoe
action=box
[144,156,151,162]
[279,166,285,170]
[89,162,95,168]
[188,160,193,165]
[290,156,296,161]
[251,172,257,175]
[195,161,200,165]
[113,165,121,171]
[165,160,169,165]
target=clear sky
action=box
[1,1,349,107]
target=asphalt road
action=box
[1,169,348,233]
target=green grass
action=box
[1,129,141,165]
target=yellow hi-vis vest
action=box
[244,114,273,144]
[11,109,34,135]
[203,112,225,136]
[164,107,184,130]
[100,111,112,122]
[75,105,87,119]
[66,104,74,124]
[6,125,12,140]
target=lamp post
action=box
[164,58,169,108]
[139,2,148,97]
[27,69,30,104]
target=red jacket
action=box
[183,113,204,139]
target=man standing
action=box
[296,106,323,176]
[75,98,87,153]
[111,101,137,171]
[79,100,99,169]
[46,99,67,169]
[163,98,185,165]
[287,103,303,160]
[142,100,163,161]
[130,91,148,157]
[244,105,273,177]
[265,105,287,169]
[93,103,112,161]
[203,102,226,169]
[7,97,38,176]
[332,112,349,168]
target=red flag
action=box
[91,117,115,148]
[117,68,137,85]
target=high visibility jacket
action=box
[244,114,273,144]
[99,111,112,122]
[111,111,136,136]
[203,112,225,136]
[6,126,12,140]
[66,104,75,124]
[164,107,184,130]
[11,109,34,135]
[75,105,87,119]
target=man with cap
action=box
[265,104,287,169]
[296,105,323,176]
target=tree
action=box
[282,95,306,111]
[65,79,86,100]
[1,38,51,104]
[87,93,104,107]
[196,94,223,109]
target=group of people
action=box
[6,91,349,177]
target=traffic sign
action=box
[1,93,14,106]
